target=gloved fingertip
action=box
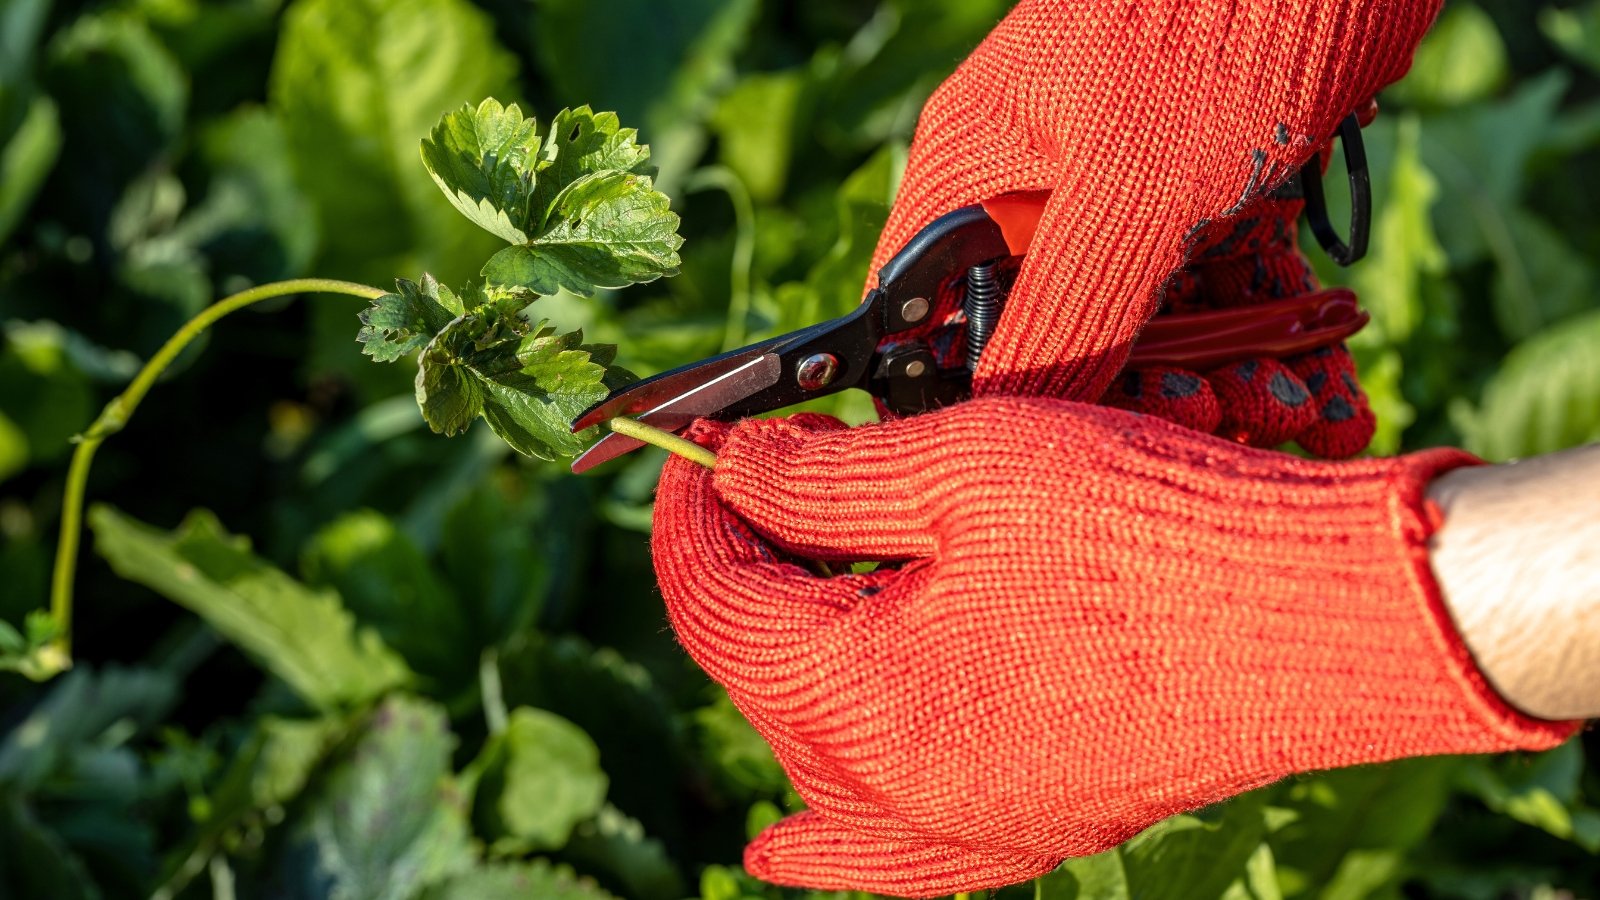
[745,811,1061,897]
[1296,402,1377,459]
[1285,344,1377,459]
[1209,357,1318,447]
[1100,367,1222,433]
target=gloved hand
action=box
[653,404,1577,897]
[652,1,1560,896]
[868,0,1434,408]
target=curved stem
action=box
[45,278,385,676]
[607,416,717,469]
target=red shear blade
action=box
[570,349,783,474]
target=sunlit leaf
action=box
[482,170,682,296]
[420,99,542,244]
[529,105,654,231]
[1269,759,1458,899]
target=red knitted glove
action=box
[1102,186,1377,457]
[652,403,1578,897]
[870,0,1439,404]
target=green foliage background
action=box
[0,0,1597,897]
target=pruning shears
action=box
[569,113,1373,474]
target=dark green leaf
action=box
[41,11,188,231]
[470,706,608,853]
[415,306,615,460]
[279,695,474,899]
[691,690,787,799]
[0,794,97,900]
[176,107,321,287]
[419,860,618,900]
[0,0,51,85]
[498,632,684,838]
[357,275,468,362]
[1487,209,1596,342]
[420,98,542,244]
[1421,71,1568,268]
[1118,794,1270,900]
[561,804,685,900]
[1457,739,1600,852]
[0,665,177,789]
[416,354,485,436]
[156,715,346,898]
[88,506,412,711]
[482,171,682,296]
[812,0,1010,150]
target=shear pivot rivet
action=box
[796,353,840,390]
[900,297,930,324]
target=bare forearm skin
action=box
[1427,442,1600,721]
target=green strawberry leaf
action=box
[420,99,542,244]
[413,290,620,460]
[528,105,654,231]
[358,275,469,362]
[482,171,682,296]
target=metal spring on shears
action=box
[963,262,1003,372]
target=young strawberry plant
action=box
[13,99,702,681]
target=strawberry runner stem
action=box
[607,416,718,469]
[39,281,724,680]
[45,279,387,678]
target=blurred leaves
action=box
[268,0,515,287]
[89,506,412,710]
[1458,740,1600,853]
[470,706,608,854]
[1455,308,1600,460]
[278,695,474,898]
[532,0,759,188]
[418,860,617,900]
